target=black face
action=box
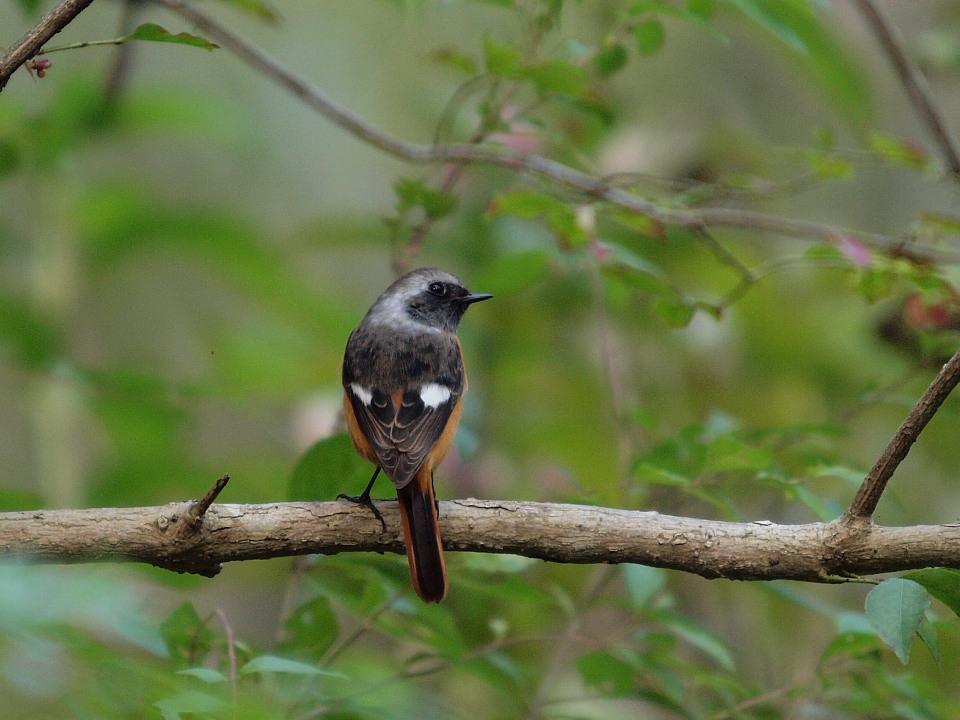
[407,280,491,332]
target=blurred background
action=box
[3,0,960,717]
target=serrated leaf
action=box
[239,655,346,677]
[865,578,930,664]
[634,18,666,55]
[126,23,219,51]
[902,568,960,617]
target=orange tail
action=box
[397,467,447,603]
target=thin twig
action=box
[0,0,97,91]
[186,474,230,527]
[843,348,960,522]
[154,0,959,265]
[853,0,960,179]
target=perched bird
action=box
[340,267,492,602]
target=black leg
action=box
[337,467,386,531]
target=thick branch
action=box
[0,0,97,91]
[853,0,960,179]
[844,348,960,522]
[156,0,959,265]
[2,499,959,581]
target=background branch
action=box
[3,499,959,581]
[0,0,97,91]
[853,0,960,179]
[155,0,956,265]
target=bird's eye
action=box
[428,282,445,296]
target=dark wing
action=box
[343,330,464,489]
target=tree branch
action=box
[853,0,960,179]
[155,0,960,265]
[2,498,959,582]
[0,0,98,92]
[843,347,960,522]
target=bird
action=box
[340,267,492,603]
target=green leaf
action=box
[276,596,339,663]
[126,23,219,51]
[865,578,930,664]
[289,432,371,502]
[526,60,588,96]
[175,668,226,684]
[656,611,736,671]
[902,568,960,617]
[394,177,458,220]
[594,42,628,78]
[211,0,280,22]
[687,0,715,19]
[431,46,478,75]
[160,603,213,669]
[154,690,226,720]
[704,435,773,473]
[0,298,60,369]
[623,564,666,608]
[653,297,697,328]
[917,616,941,667]
[634,18,666,55]
[490,190,587,246]
[239,655,346,677]
[483,34,523,77]
[868,131,936,172]
[726,0,870,121]
[576,651,636,695]
[633,463,690,487]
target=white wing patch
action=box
[420,383,452,409]
[350,383,373,406]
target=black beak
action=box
[459,292,493,305]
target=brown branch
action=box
[185,473,230,527]
[844,348,960,522]
[155,0,960,266]
[853,0,960,179]
[2,499,959,581]
[0,0,98,92]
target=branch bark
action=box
[0,0,97,91]
[3,498,959,582]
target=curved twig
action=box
[853,0,960,179]
[843,347,960,522]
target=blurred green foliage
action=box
[4,0,960,717]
